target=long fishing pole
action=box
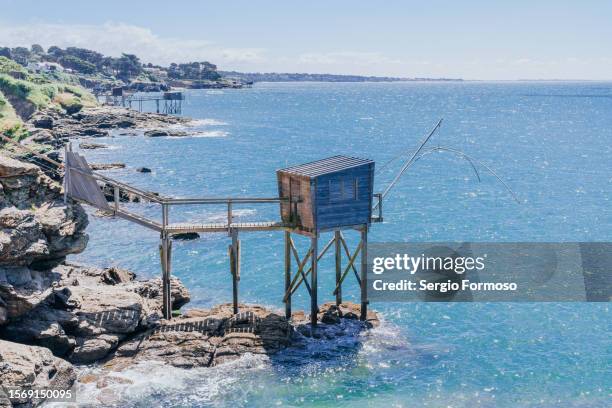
[376,118,443,207]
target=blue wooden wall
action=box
[313,163,374,231]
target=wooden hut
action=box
[277,155,375,236]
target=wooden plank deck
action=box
[165,221,288,233]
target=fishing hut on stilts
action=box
[97,88,184,114]
[62,146,382,325]
[277,156,381,325]
[53,118,517,327]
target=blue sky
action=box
[1,0,611,79]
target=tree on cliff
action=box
[113,53,142,81]
[30,44,45,55]
[65,47,105,67]
[168,61,220,81]
[60,55,97,74]
[10,47,30,65]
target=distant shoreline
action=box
[219,71,463,83]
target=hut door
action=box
[290,177,301,223]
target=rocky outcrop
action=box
[90,163,125,171]
[0,263,190,364]
[26,106,190,141]
[104,302,378,370]
[0,340,76,407]
[0,267,58,326]
[143,129,188,137]
[0,155,88,268]
[79,142,107,150]
[31,116,53,130]
[0,156,39,178]
[0,153,87,329]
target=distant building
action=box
[27,61,64,73]
[143,67,168,80]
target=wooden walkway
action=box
[109,209,289,234]
[63,146,381,324]
[166,221,288,234]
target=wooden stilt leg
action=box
[160,233,172,320]
[311,235,318,327]
[284,231,292,319]
[360,225,368,321]
[166,238,173,318]
[230,229,239,314]
[335,230,342,306]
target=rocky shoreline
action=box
[0,107,379,407]
[24,105,192,149]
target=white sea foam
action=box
[189,130,229,138]
[56,317,411,407]
[164,118,229,137]
[68,354,271,407]
[168,118,227,129]
[162,130,229,138]
[180,118,228,127]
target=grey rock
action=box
[320,304,341,324]
[32,115,54,129]
[0,156,39,178]
[106,302,377,369]
[21,129,54,145]
[0,263,191,364]
[90,163,125,170]
[0,156,88,268]
[144,129,188,137]
[41,106,190,141]
[0,267,57,322]
[79,142,108,150]
[0,340,75,407]
[127,276,191,310]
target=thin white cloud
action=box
[0,21,609,79]
[0,21,266,67]
[298,51,402,66]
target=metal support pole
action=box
[230,228,240,314]
[310,235,318,327]
[284,231,292,319]
[360,225,368,321]
[335,230,342,306]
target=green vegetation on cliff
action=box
[0,56,96,141]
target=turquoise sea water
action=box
[71,82,610,407]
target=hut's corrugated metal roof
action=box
[278,155,374,178]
